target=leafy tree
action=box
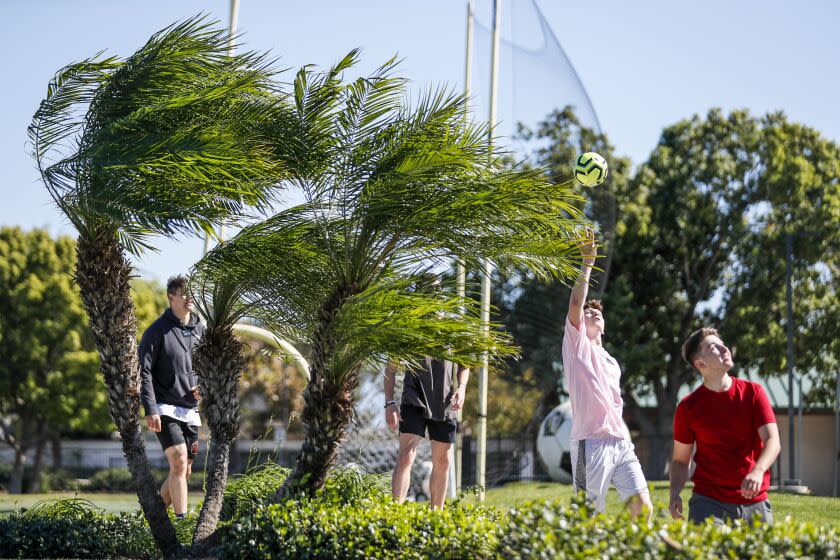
[195,51,588,500]
[721,112,840,406]
[608,109,839,476]
[605,109,763,476]
[0,227,93,493]
[29,17,281,555]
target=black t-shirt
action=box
[400,357,454,421]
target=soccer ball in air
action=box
[574,152,608,187]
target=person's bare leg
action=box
[429,440,452,509]
[392,434,421,502]
[628,491,653,521]
[160,479,171,508]
[164,444,189,515]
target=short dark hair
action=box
[583,299,603,312]
[682,326,720,367]
[166,275,188,295]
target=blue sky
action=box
[3,0,838,284]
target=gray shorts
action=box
[570,437,649,513]
[688,493,773,526]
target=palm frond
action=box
[325,278,517,384]
[193,204,342,337]
[31,15,286,255]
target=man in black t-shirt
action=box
[384,357,469,509]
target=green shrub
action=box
[38,468,83,492]
[220,463,291,521]
[0,499,156,559]
[220,463,388,522]
[87,467,135,492]
[497,496,840,559]
[219,499,500,560]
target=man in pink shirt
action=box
[562,228,652,517]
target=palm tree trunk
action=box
[75,227,180,557]
[192,326,247,552]
[276,284,360,500]
[276,372,356,499]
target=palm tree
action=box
[29,18,281,555]
[188,278,250,550]
[195,51,588,499]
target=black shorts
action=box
[399,404,458,443]
[155,415,199,459]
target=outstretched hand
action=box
[579,227,597,261]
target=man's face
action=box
[167,288,193,315]
[695,335,734,372]
[583,307,604,339]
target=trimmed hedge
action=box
[0,499,157,559]
[498,495,840,559]
[218,498,500,560]
[4,477,840,559]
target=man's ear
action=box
[692,358,704,371]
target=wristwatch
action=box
[384,400,396,409]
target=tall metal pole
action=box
[476,0,501,503]
[453,0,474,497]
[833,370,839,497]
[203,0,240,255]
[785,232,797,483]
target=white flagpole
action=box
[476,0,501,503]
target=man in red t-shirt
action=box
[669,327,781,525]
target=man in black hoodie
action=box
[139,275,205,518]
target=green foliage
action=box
[30,15,283,255]
[221,463,291,521]
[498,496,840,559]
[219,499,500,560]
[0,499,156,559]
[87,467,136,492]
[220,463,389,521]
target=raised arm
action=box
[567,227,597,329]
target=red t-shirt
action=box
[673,376,776,504]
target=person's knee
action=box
[432,448,451,469]
[396,445,417,469]
[168,451,189,477]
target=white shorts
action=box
[570,437,648,512]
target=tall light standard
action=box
[452,0,474,497]
[784,231,798,485]
[203,0,241,255]
[475,0,502,503]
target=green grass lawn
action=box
[0,491,206,515]
[2,483,839,531]
[468,481,840,530]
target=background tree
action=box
[0,227,90,493]
[196,51,588,499]
[606,108,763,477]
[721,113,840,406]
[0,228,170,493]
[29,17,281,554]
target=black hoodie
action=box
[139,308,206,415]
